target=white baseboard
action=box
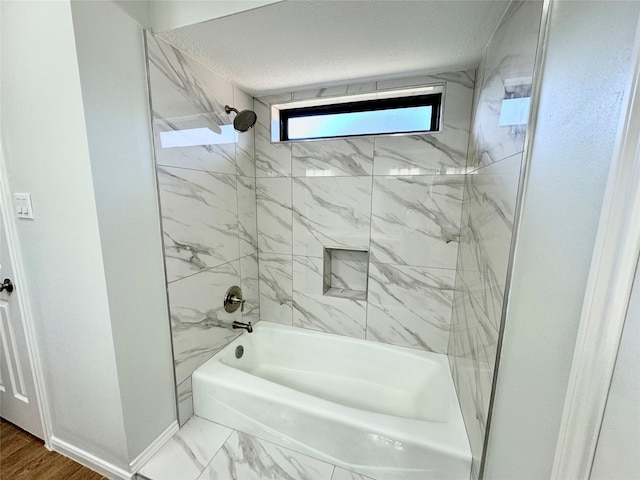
[50,436,132,479]
[129,420,179,473]
[49,420,179,479]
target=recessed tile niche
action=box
[323,248,368,301]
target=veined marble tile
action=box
[158,167,239,282]
[240,253,260,325]
[467,1,543,170]
[449,276,498,366]
[255,95,292,177]
[448,276,498,478]
[366,263,455,353]
[256,177,292,255]
[292,177,372,257]
[327,249,368,293]
[471,55,487,124]
[376,70,475,91]
[448,353,487,478]
[177,377,194,427]
[370,175,464,269]
[373,134,468,176]
[293,256,366,338]
[374,71,474,176]
[471,461,480,480]
[153,117,237,176]
[292,82,376,100]
[459,153,522,329]
[461,265,504,328]
[234,86,256,177]
[139,416,232,480]
[332,467,374,480]
[238,175,258,257]
[258,253,293,325]
[197,431,334,480]
[169,262,243,385]
[147,35,237,175]
[292,138,374,177]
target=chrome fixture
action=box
[225,105,257,132]
[224,285,246,313]
[232,321,253,333]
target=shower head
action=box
[225,105,257,133]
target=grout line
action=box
[289,146,294,326]
[365,151,376,341]
[157,163,237,176]
[195,427,235,480]
[167,254,257,285]
[465,150,525,175]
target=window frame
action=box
[270,84,445,143]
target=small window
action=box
[271,85,443,143]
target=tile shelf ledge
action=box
[324,287,367,301]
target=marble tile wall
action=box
[255,70,475,354]
[146,34,259,426]
[447,2,544,478]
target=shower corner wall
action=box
[145,33,259,426]
[447,1,545,477]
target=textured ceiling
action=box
[159,0,510,96]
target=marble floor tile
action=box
[256,177,293,255]
[370,175,464,269]
[197,431,334,480]
[138,416,232,480]
[292,176,372,257]
[258,253,293,325]
[292,138,374,177]
[366,262,455,353]
[158,166,239,282]
[293,256,366,338]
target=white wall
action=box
[590,256,640,480]
[483,2,640,478]
[70,0,176,461]
[149,0,281,32]
[113,0,151,28]
[0,0,129,468]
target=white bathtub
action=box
[193,321,471,480]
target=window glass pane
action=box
[287,105,433,140]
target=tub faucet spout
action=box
[232,320,253,333]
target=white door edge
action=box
[551,12,640,480]
[0,145,52,444]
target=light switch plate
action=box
[14,193,34,219]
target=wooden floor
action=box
[0,418,107,479]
